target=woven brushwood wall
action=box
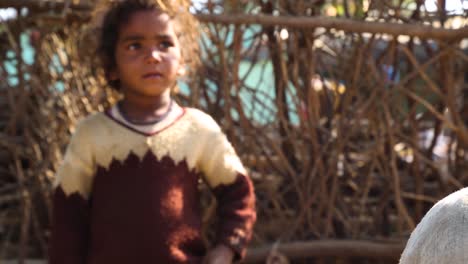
[0,0,467,263]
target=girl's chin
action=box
[122,87,169,97]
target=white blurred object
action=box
[400,187,468,264]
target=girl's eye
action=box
[127,43,142,50]
[160,41,174,49]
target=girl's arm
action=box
[210,168,256,260]
[49,122,95,264]
[199,120,256,261]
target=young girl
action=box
[49,1,256,263]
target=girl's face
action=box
[112,10,185,98]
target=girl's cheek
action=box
[122,53,141,63]
[167,56,182,66]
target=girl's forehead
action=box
[121,10,177,34]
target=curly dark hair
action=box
[92,0,200,89]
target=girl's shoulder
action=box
[73,112,109,131]
[182,107,222,133]
[69,112,112,140]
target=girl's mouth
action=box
[142,72,163,79]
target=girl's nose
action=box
[146,49,162,63]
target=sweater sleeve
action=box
[49,120,95,264]
[198,118,256,261]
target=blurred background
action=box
[0,0,467,263]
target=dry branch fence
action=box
[0,0,467,263]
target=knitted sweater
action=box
[49,107,256,264]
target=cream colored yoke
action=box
[55,108,247,200]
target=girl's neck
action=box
[119,91,173,124]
